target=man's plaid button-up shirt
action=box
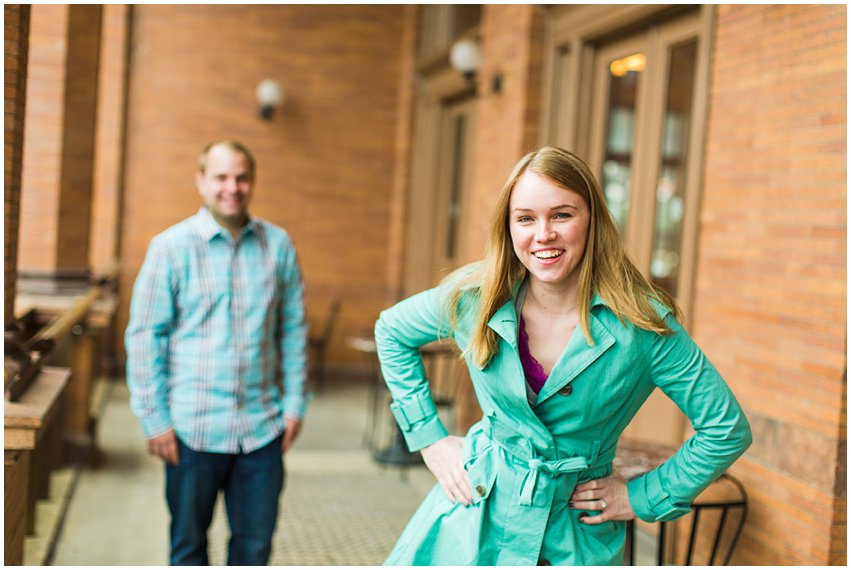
[125,207,308,453]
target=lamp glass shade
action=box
[256,79,284,106]
[449,39,482,75]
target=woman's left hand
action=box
[569,472,636,524]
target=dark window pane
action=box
[601,52,645,234]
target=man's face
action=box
[195,145,253,227]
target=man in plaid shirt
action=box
[125,140,308,565]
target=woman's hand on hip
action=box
[420,435,473,506]
[569,473,636,523]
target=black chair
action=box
[348,335,386,452]
[308,299,341,392]
[617,439,748,565]
[656,474,747,565]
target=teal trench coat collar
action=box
[484,286,616,406]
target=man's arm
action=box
[278,237,308,451]
[125,237,178,459]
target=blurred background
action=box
[4,4,845,566]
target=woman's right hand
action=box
[420,435,473,506]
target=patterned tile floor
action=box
[51,376,436,565]
[50,376,655,565]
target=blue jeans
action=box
[165,435,284,565]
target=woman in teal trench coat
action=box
[374,147,752,565]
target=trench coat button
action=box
[558,384,573,396]
[475,485,486,497]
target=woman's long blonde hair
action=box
[445,146,682,368]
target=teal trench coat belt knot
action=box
[520,457,589,506]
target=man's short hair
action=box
[198,140,256,179]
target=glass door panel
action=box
[649,39,698,298]
[589,35,649,247]
[601,52,645,235]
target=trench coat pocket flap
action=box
[465,450,498,504]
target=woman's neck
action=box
[525,277,580,317]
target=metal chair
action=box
[347,335,386,452]
[419,342,463,435]
[617,439,748,565]
[353,338,461,480]
[308,299,341,392]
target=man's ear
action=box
[194,171,204,192]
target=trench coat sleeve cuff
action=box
[390,395,449,452]
[626,469,692,522]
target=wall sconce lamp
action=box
[256,79,285,121]
[450,38,502,94]
[450,38,482,83]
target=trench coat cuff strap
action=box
[390,396,448,452]
[626,470,692,522]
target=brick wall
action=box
[696,5,846,564]
[18,5,67,273]
[19,5,102,275]
[118,5,406,366]
[4,5,31,324]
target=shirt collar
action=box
[193,207,258,242]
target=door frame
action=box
[404,65,477,295]
[541,4,715,328]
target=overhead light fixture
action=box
[256,79,285,121]
[609,53,646,77]
[450,38,482,82]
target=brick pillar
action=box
[455,5,546,433]
[461,4,545,267]
[385,4,419,305]
[4,5,31,326]
[18,5,102,286]
[89,5,131,276]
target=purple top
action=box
[518,315,549,395]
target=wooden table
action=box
[5,366,71,535]
[5,450,29,565]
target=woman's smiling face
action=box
[508,170,590,290]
